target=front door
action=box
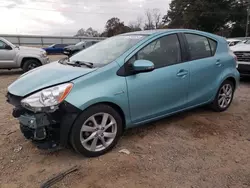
[0,40,16,68]
[125,34,190,123]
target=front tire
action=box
[70,104,123,157]
[210,80,235,112]
[22,59,41,72]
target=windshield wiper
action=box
[69,61,94,68]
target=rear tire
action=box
[210,80,235,112]
[22,59,41,72]
[70,104,123,157]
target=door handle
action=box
[176,69,188,77]
[216,59,222,67]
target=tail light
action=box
[233,54,238,68]
[229,48,238,68]
[234,54,237,62]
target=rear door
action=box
[0,40,16,68]
[182,33,220,106]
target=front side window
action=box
[0,40,7,50]
[129,34,181,68]
[185,33,215,60]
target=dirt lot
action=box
[0,55,250,188]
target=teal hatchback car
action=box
[7,29,239,157]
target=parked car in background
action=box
[227,38,242,46]
[7,29,239,157]
[0,37,49,72]
[231,40,250,76]
[43,44,69,54]
[63,40,99,56]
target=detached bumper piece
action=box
[20,124,59,150]
[7,92,80,150]
[18,111,61,150]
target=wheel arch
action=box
[210,76,236,112]
[211,72,238,102]
[225,76,236,88]
[81,101,126,130]
[60,100,127,146]
[60,101,127,150]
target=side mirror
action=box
[5,45,12,50]
[132,60,155,73]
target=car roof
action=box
[121,29,223,40]
[121,29,171,35]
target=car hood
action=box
[19,46,45,53]
[230,44,250,52]
[8,61,97,97]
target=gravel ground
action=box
[0,55,250,188]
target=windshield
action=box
[70,35,146,65]
[75,41,85,46]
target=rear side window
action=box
[185,33,217,60]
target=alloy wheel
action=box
[218,84,233,109]
[80,113,117,152]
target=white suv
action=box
[230,40,250,76]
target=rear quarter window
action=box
[208,39,217,55]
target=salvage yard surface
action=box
[0,55,250,188]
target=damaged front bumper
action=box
[7,92,81,150]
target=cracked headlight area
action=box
[21,83,73,112]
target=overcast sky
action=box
[0,0,170,36]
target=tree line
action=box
[75,0,250,38]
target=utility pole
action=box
[246,1,250,37]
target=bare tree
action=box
[144,9,155,30]
[136,16,143,29]
[129,16,143,31]
[153,8,161,29]
[144,9,162,30]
